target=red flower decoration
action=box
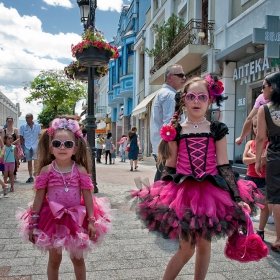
[160,125,177,142]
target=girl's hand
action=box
[29,229,35,244]
[255,162,262,177]
[238,201,250,212]
[88,221,97,240]
[260,155,267,166]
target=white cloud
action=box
[0,3,82,119]
[97,0,124,13]
[42,0,73,8]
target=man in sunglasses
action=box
[235,84,270,146]
[20,113,42,183]
[150,64,186,182]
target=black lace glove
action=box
[160,166,176,179]
[217,164,243,202]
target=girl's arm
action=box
[14,146,20,167]
[165,141,178,168]
[216,136,250,209]
[242,141,256,165]
[78,165,96,239]
[255,106,267,176]
[0,139,5,159]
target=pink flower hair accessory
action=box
[205,74,224,99]
[48,118,82,138]
[160,125,177,142]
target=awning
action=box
[131,89,160,116]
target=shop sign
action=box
[252,15,280,58]
[232,57,280,84]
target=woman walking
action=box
[255,72,280,252]
[127,127,141,171]
[104,133,113,165]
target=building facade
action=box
[0,91,20,128]
[108,0,150,145]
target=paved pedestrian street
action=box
[0,161,280,279]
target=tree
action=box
[37,105,74,128]
[145,14,185,58]
[24,69,87,116]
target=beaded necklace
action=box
[53,161,75,192]
[187,117,207,129]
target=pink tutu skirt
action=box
[131,177,264,244]
[16,196,112,259]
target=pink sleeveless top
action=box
[34,161,93,208]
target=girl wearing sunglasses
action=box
[131,75,266,279]
[16,117,112,280]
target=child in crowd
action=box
[111,143,116,164]
[131,76,265,279]
[118,135,127,162]
[16,117,112,280]
[0,138,9,195]
[243,115,272,240]
[3,134,19,192]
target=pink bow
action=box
[49,201,86,227]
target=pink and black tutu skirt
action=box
[131,174,264,244]
[16,196,112,259]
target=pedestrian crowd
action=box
[1,69,280,279]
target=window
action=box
[127,44,134,75]
[112,66,116,85]
[118,58,122,82]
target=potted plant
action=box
[71,26,119,67]
[64,61,104,81]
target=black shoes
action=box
[130,167,133,171]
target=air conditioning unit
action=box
[201,49,221,77]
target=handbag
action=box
[224,211,268,262]
[125,144,130,152]
[15,142,24,159]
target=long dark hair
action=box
[128,126,137,138]
[265,72,280,107]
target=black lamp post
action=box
[77,0,98,193]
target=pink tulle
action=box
[16,196,112,259]
[224,212,268,262]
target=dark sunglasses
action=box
[51,140,76,149]
[185,92,209,103]
[262,84,270,89]
[171,73,186,78]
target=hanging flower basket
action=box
[65,61,105,81]
[75,46,112,67]
[71,26,119,68]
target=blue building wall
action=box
[108,0,150,122]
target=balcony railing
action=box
[150,19,215,75]
[96,106,107,114]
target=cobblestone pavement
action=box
[0,159,279,279]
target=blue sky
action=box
[0,0,131,120]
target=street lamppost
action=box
[77,0,98,193]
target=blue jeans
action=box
[121,150,126,162]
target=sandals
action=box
[10,187,14,192]
[271,244,280,252]
[2,185,9,195]
[256,230,264,241]
[134,166,138,170]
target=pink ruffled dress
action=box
[131,122,264,244]
[17,161,112,259]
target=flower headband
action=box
[46,118,83,138]
[205,74,224,100]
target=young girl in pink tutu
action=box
[131,76,266,279]
[17,117,112,280]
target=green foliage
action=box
[37,105,73,128]
[145,14,185,58]
[24,69,87,116]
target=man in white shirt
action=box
[150,64,186,181]
[20,114,42,183]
